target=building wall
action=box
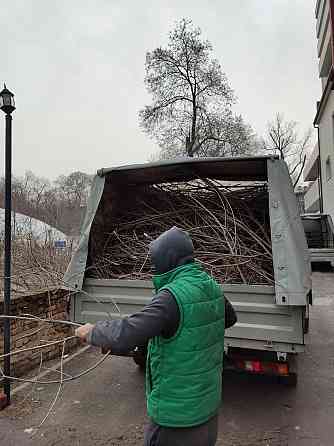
[318,92,334,222]
[316,0,332,84]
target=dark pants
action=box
[144,415,218,446]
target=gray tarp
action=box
[268,159,311,305]
[63,175,105,291]
[64,157,311,306]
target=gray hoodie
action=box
[149,226,194,274]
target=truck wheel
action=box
[133,350,147,370]
[278,372,297,387]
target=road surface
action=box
[1,271,333,445]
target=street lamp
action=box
[0,84,15,407]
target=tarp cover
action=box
[64,157,311,305]
[64,175,105,291]
[268,159,311,305]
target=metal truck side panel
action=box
[72,279,305,351]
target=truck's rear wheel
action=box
[133,347,147,370]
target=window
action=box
[326,156,332,181]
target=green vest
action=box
[146,262,225,427]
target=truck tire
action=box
[303,303,310,334]
[133,348,147,370]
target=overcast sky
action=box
[0,0,321,179]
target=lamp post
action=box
[0,84,15,406]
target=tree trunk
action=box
[188,97,197,157]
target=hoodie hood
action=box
[149,226,194,274]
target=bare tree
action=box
[7,172,51,220]
[264,113,312,188]
[140,19,258,158]
[55,171,92,208]
[0,171,93,236]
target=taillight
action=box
[277,363,289,375]
[251,361,262,373]
[232,358,289,376]
[244,361,253,371]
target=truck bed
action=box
[71,278,305,354]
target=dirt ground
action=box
[1,271,334,446]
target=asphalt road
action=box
[1,271,333,446]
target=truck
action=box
[65,156,312,386]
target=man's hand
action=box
[75,323,95,343]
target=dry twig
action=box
[88,179,273,285]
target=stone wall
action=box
[0,288,79,382]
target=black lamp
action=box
[0,84,16,115]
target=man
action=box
[76,226,237,446]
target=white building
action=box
[304,0,334,222]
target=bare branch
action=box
[293,154,307,188]
[264,113,314,186]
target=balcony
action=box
[316,0,327,35]
[317,2,330,57]
[304,180,321,213]
[319,32,332,78]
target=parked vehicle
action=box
[65,156,312,386]
[301,213,334,268]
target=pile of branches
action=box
[88,178,274,285]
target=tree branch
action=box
[293,154,307,188]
